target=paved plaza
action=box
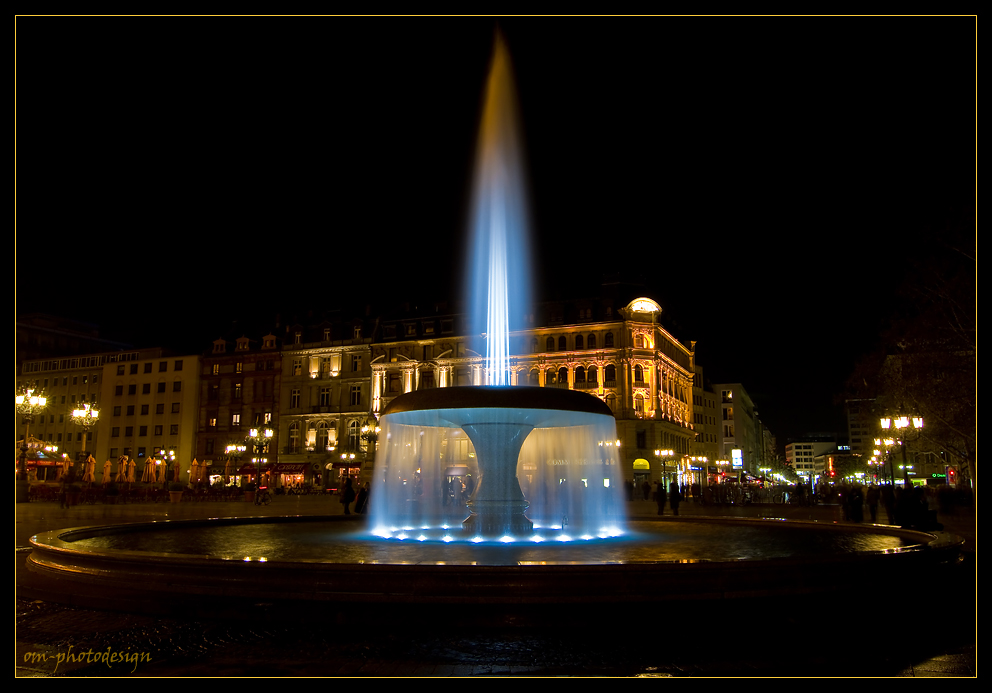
[15,494,976,677]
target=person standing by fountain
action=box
[669,481,682,516]
[341,478,356,515]
[355,482,369,514]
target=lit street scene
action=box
[16,16,975,677]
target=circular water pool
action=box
[61,518,915,564]
[27,515,960,617]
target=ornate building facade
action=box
[369,296,698,490]
[275,315,377,488]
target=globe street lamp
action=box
[70,402,100,483]
[225,442,246,487]
[880,414,924,487]
[246,426,274,491]
[157,448,177,488]
[15,385,49,503]
[654,449,674,487]
[360,412,380,483]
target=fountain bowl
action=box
[25,514,962,622]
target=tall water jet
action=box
[466,31,531,385]
[369,32,626,542]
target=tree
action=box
[844,220,975,485]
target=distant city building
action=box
[196,333,282,487]
[17,348,201,484]
[17,314,133,367]
[845,398,876,457]
[712,383,759,476]
[691,365,720,479]
[786,437,839,481]
[275,312,379,489]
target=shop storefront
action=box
[269,463,309,490]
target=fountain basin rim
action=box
[23,516,963,614]
[28,514,958,566]
[381,386,614,418]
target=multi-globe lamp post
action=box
[15,385,49,502]
[70,402,100,482]
[157,448,177,487]
[654,449,674,488]
[246,425,274,491]
[879,414,923,486]
[225,442,246,487]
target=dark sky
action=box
[16,16,975,444]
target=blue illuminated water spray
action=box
[468,32,531,386]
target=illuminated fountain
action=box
[368,33,624,544]
[370,387,626,542]
[23,33,962,617]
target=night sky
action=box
[16,16,975,445]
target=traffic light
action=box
[947,467,957,484]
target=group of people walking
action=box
[654,480,683,515]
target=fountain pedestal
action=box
[461,421,534,536]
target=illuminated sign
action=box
[731,448,743,468]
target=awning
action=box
[17,457,60,467]
[270,463,308,474]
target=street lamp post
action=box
[654,449,674,487]
[360,412,380,483]
[70,402,100,484]
[880,414,924,487]
[15,385,49,503]
[225,442,246,487]
[246,426,274,491]
[158,448,177,488]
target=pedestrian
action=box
[656,481,667,515]
[866,484,880,523]
[669,481,681,516]
[849,484,864,523]
[642,480,651,501]
[881,484,896,524]
[341,477,356,515]
[355,482,369,514]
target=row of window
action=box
[536,333,615,352]
[35,375,99,387]
[289,386,363,408]
[117,361,185,375]
[206,412,273,428]
[113,403,181,416]
[111,425,180,437]
[210,361,277,375]
[114,382,182,396]
[108,447,174,459]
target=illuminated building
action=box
[275,315,375,488]
[18,348,201,484]
[712,382,758,475]
[786,438,838,480]
[370,296,698,489]
[196,333,282,486]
